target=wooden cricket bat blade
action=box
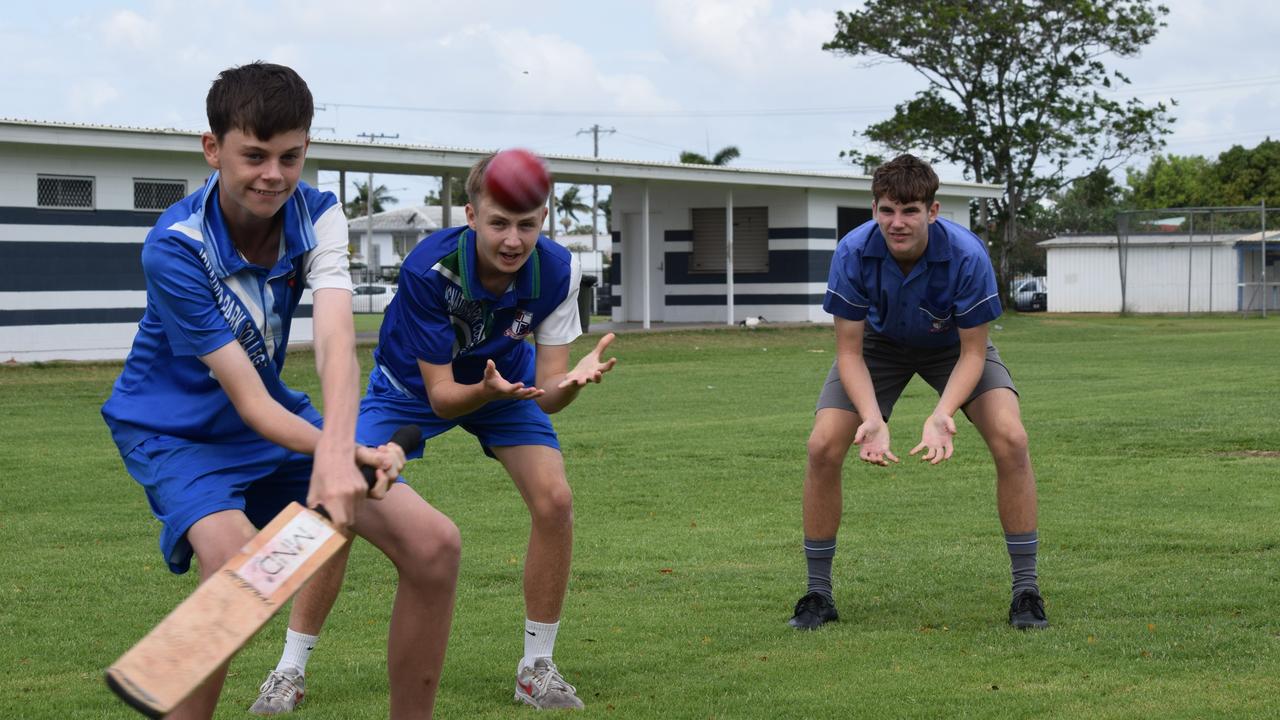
[105,502,349,717]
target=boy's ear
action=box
[201,132,221,170]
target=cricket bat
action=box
[105,425,421,718]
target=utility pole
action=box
[357,132,398,282]
[577,124,615,252]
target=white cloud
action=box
[68,80,120,115]
[101,9,157,51]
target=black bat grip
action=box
[314,425,422,521]
[358,424,422,487]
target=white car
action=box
[352,283,397,313]
[1012,277,1047,312]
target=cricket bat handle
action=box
[358,424,423,486]
[315,424,422,521]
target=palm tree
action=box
[424,180,468,207]
[345,180,399,219]
[598,195,612,232]
[679,145,741,166]
[555,185,591,227]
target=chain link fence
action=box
[1116,205,1277,316]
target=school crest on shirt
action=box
[505,309,535,340]
[919,305,953,334]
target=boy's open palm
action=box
[854,418,899,466]
[483,359,545,400]
[558,332,619,389]
[911,413,956,464]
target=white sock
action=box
[277,628,320,676]
[521,619,559,669]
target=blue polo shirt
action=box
[372,225,580,404]
[102,173,347,454]
[823,217,1001,348]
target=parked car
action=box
[352,283,396,313]
[1012,276,1047,312]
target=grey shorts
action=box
[815,331,1018,421]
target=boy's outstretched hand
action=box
[854,417,899,466]
[558,332,619,389]
[483,359,546,400]
[911,412,956,464]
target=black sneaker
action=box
[788,592,839,630]
[1008,589,1049,629]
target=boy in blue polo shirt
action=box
[257,152,617,712]
[788,154,1047,632]
[101,63,460,720]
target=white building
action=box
[1039,231,1279,313]
[347,205,451,279]
[1,119,1001,361]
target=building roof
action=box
[347,205,451,233]
[1038,231,1254,248]
[0,118,1003,199]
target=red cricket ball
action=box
[483,148,551,213]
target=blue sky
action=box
[2,1,1277,209]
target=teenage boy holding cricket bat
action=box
[101,62,459,720]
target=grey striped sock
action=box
[804,537,837,601]
[1005,530,1039,597]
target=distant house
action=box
[347,205,451,280]
[1038,230,1279,312]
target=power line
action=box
[318,100,893,119]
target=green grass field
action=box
[2,315,1278,718]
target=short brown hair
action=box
[465,153,495,206]
[206,62,313,141]
[871,154,939,206]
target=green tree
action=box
[1051,168,1125,233]
[345,180,398,218]
[555,185,591,233]
[598,195,613,232]
[1212,137,1280,206]
[824,0,1173,286]
[1124,153,1214,209]
[424,179,469,207]
[679,146,741,165]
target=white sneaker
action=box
[250,668,305,715]
[514,658,584,710]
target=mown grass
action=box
[1,314,1277,718]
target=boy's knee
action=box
[399,516,461,583]
[991,423,1030,463]
[529,482,574,527]
[807,429,849,471]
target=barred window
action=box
[37,175,94,209]
[134,179,187,210]
[690,206,769,274]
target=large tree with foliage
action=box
[1124,153,1214,209]
[1212,137,1280,207]
[824,0,1174,284]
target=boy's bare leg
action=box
[493,445,574,623]
[353,484,460,720]
[167,510,258,720]
[803,408,860,539]
[966,388,1046,628]
[285,542,351,635]
[965,389,1037,533]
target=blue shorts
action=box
[121,407,322,574]
[358,365,560,459]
